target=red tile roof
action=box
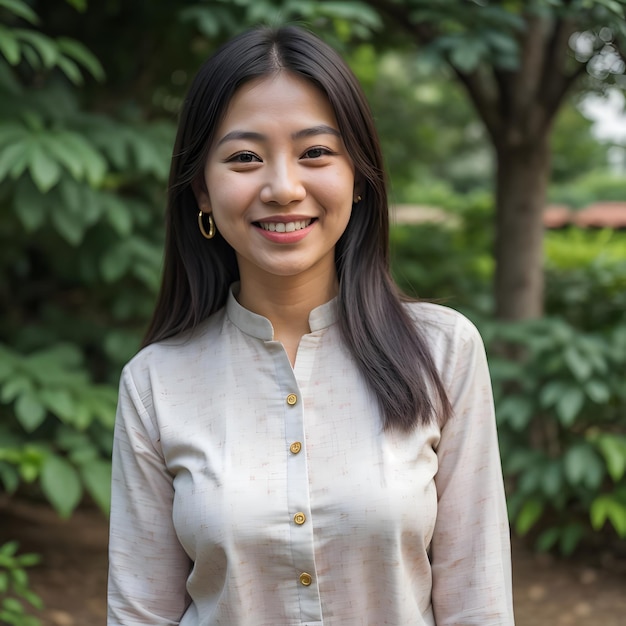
[544,202,626,229]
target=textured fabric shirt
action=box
[107,288,514,626]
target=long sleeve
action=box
[431,316,514,625]
[107,364,192,626]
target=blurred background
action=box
[0,1,625,624]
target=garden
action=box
[1,1,625,624]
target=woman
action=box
[108,25,514,626]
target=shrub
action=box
[390,191,494,313]
[548,169,626,208]
[544,229,626,331]
[390,210,626,554]
[481,316,626,554]
[0,542,42,626]
[0,0,168,517]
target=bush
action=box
[0,1,168,517]
[390,206,626,554]
[390,191,494,313]
[544,229,626,331]
[548,169,626,208]
[481,315,626,554]
[0,542,42,626]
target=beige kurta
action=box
[107,289,514,625]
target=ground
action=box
[1,496,626,626]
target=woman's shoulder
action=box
[122,307,227,381]
[404,300,481,337]
[402,300,485,365]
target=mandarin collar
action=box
[225,283,338,341]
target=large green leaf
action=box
[27,143,62,192]
[515,499,543,535]
[14,28,58,68]
[40,132,85,179]
[563,444,605,489]
[593,434,626,481]
[0,0,39,24]
[555,387,585,426]
[591,495,626,536]
[56,36,105,81]
[0,25,20,64]
[0,141,28,181]
[54,131,107,185]
[14,392,46,432]
[40,455,82,518]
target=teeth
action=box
[259,219,312,232]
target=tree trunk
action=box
[494,135,551,320]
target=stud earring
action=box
[354,194,362,204]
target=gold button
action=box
[289,441,302,454]
[293,512,306,525]
[299,572,312,586]
[286,393,297,406]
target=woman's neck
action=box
[236,268,338,365]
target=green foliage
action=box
[0,343,117,516]
[548,170,626,208]
[179,0,382,45]
[0,0,170,517]
[0,0,104,84]
[390,191,494,312]
[483,315,626,554]
[545,228,626,269]
[550,99,613,183]
[544,230,626,331]
[350,48,492,194]
[0,541,42,626]
[392,199,626,554]
[0,0,623,561]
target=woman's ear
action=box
[353,181,364,204]
[191,176,211,212]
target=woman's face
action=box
[195,72,356,288]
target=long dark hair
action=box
[144,25,451,431]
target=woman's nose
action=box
[259,160,306,205]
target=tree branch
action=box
[452,67,502,142]
[544,62,588,123]
[362,0,436,44]
[510,14,549,124]
[537,15,579,126]
[492,67,514,119]
[363,0,502,140]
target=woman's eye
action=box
[229,152,260,163]
[302,147,330,159]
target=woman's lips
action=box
[258,218,312,233]
[254,218,316,243]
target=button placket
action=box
[284,395,321,622]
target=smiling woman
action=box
[107,25,514,626]
[193,72,355,330]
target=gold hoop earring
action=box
[198,211,216,239]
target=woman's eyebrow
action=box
[216,124,341,146]
[216,130,264,146]
[291,125,341,139]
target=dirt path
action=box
[1,497,625,625]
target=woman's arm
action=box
[431,315,515,625]
[107,364,192,626]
